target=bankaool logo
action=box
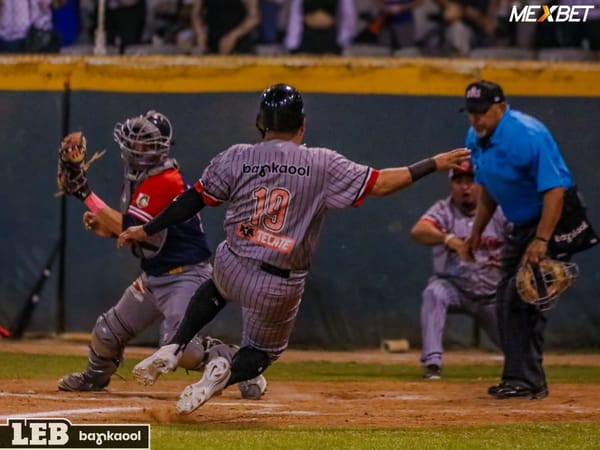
[0,418,150,449]
[509,4,595,22]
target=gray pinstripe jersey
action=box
[421,198,510,297]
[197,139,375,270]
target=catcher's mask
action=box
[516,259,579,311]
[256,83,305,137]
[114,110,173,171]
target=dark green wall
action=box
[1,90,598,348]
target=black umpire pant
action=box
[496,223,548,390]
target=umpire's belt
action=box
[260,262,290,279]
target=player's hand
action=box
[83,211,113,238]
[432,148,471,172]
[521,239,548,266]
[445,235,464,253]
[117,225,149,248]
[461,234,480,262]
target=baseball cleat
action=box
[488,383,548,399]
[423,364,442,380]
[238,374,268,400]
[132,343,180,386]
[58,372,108,392]
[176,356,230,414]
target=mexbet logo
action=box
[510,4,595,22]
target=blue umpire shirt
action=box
[466,106,574,226]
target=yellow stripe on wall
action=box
[0,55,599,96]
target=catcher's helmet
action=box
[114,110,173,171]
[516,259,579,311]
[256,83,305,135]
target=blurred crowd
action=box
[0,0,598,59]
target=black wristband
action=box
[407,158,436,182]
[74,185,91,201]
[534,236,548,243]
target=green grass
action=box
[149,423,600,449]
[0,352,599,383]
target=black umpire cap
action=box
[461,80,505,114]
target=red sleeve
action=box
[128,169,185,223]
[353,169,380,207]
[194,180,222,207]
[419,217,443,231]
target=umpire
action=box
[461,80,574,399]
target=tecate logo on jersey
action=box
[238,223,296,254]
[509,4,595,22]
[243,163,311,177]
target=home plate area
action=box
[2,378,600,428]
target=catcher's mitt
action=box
[55,131,105,199]
[516,259,579,310]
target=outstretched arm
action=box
[118,187,205,246]
[370,148,470,197]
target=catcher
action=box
[55,111,266,400]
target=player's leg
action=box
[176,344,272,414]
[471,298,500,348]
[420,277,461,379]
[132,264,218,385]
[222,252,304,384]
[58,277,161,391]
[179,337,267,400]
[131,277,227,382]
[490,226,548,399]
[130,262,266,399]
[176,246,302,413]
[130,281,229,384]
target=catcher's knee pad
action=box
[178,336,236,371]
[227,346,271,386]
[90,308,135,362]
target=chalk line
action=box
[0,406,144,420]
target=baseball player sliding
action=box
[118,84,470,414]
[56,110,266,400]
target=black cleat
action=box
[488,382,548,399]
[488,381,511,396]
[423,364,441,380]
[58,372,108,392]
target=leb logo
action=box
[10,419,69,446]
[0,418,150,449]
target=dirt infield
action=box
[2,340,600,428]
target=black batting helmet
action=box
[256,83,305,135]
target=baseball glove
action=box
[516,259,579,310]
[55,132,105,199]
